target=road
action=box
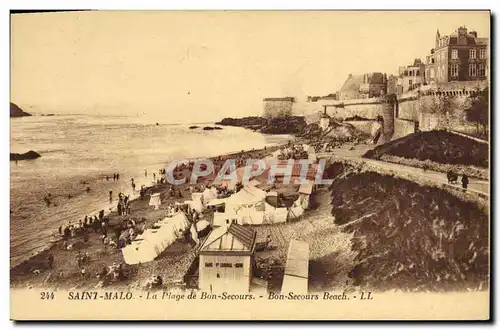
[317,144,489,198]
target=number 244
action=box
[40,292,55,300]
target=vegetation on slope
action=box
[327,162,489,292]
[363,130,488,168]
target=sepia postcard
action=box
[9,10,490,320]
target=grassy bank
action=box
[327,162,489,292]
[363,130,488,168]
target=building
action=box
[337,73,387,100]
[386,74,399,95]
[425,27,488,84]
[396,59,426,93]
[281,240,310,294]
[198,223,257,293]
[263,97,295,118]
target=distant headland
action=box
[10,102,32,118]
[10,150,41,161]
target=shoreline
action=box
[9,143,291,289]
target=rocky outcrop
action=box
[203,126,223,131]
[10,103,32,118]
[260,116,307,135]
[10,150,41,161]
[216,116,268,129]
[189,125,199,129]
[217,115,308,135]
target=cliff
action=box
[10,102,32,118]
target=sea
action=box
[10,114,292,267]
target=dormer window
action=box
[469,49,476,59]
[451,49,458,59]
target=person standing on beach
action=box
[117,173,120,180]
[47,254,54,269]
[145,169,147,177]
[153,173,156,182]
[109,190,113,203]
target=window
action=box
[480,49,487,59]
[469,49,476,59]
[478,64,485,76]
[205,262,213,267]
[450,64,459,77]
[219,263,232,268]
[469,64,477,76]
[451,49,458,59]
[235,263,244,268]
[408,80,413,89]
[430,68,435,78]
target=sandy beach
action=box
[10,144,296,290]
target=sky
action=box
[10,10,490,122]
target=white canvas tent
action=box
[298,181,314,210]
[186,192,204,213]
[122,212,190,265]
[202,188,217,206]
[213,209,238,227]
[225,185,267,209]
[149,193,162,210]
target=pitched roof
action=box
[199,223,256,254]
[339,74,364,93]
[228,223,256,250]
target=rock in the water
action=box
[10,150,41,161]
[10,102,32,117]
[189,125,199,129]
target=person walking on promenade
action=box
[462,174,469,190]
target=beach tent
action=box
[287,199,305,220]
[298,181,314,210]
[236,206,266,225]
[264,203,288,224]
[202,188,217,206]
[281,240,309,294]
[206,197,229,207]
[122,212,190,265]
[187,192,204,213]
[213,209,238,227]
[225,185,267,209]
[149,193,162,210]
